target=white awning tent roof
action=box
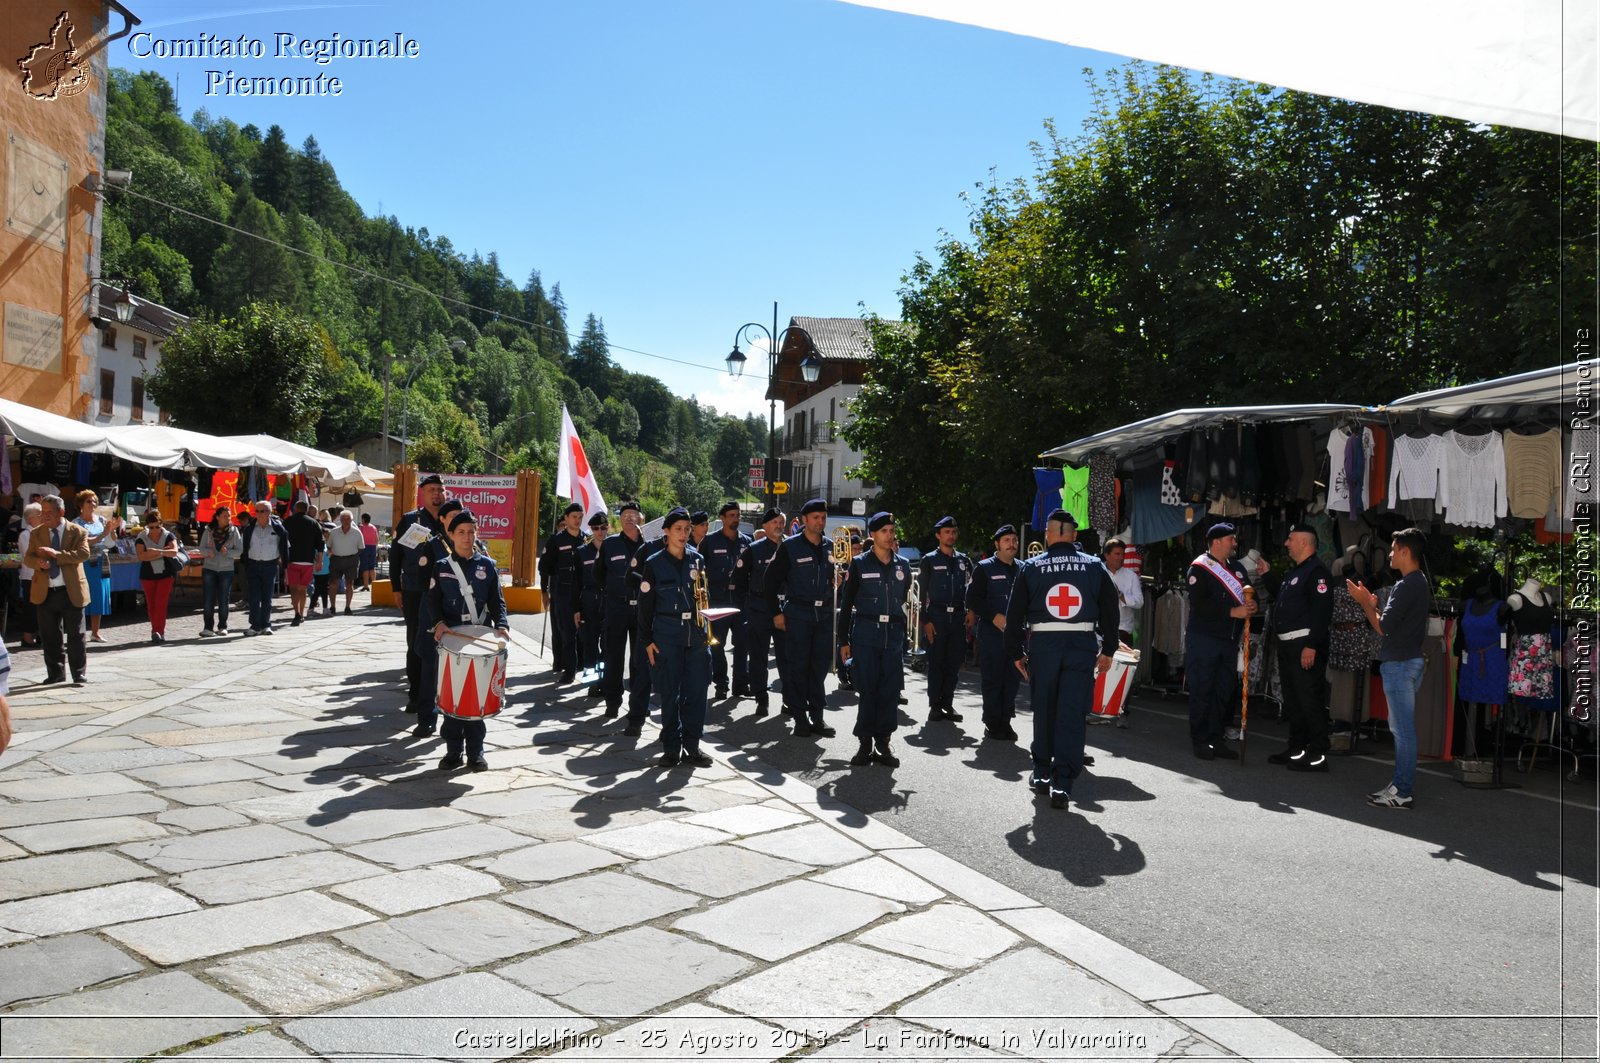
[220,434,393,490]
[838,0,1597,141]
[0,398,117,457]
[1042,404,1361,464]
[102,425,303,472]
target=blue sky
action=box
[117,1,1116,417]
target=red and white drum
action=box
[1091,650,1139,718]
[435,625,508,719]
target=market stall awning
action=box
[101,425,304,472]
[838,0,1597,140]
[221,434,393,490]
[1378,359,1598,418]
[0,398,114,456]
[1042,404,1361,464]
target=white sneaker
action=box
[1367,782,1398,801]
[1224,726,1242,741]
[198,628,215,638]
[1368,790,1413,809]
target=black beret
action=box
[619,500,641,515]
[445,508,477,533]
[438,499,464,519]
[690,510,709,526]
[563,502,583,516]
[992,523,1017,542]
[868,511,894,532]
[1046,509,1077,526]
[1287,521,1318,538]
[587,512,609,528]
[418,473,444,488]
[801,498,827,515]
[761,508,783,525]
[933,515,957,530]
[663,507,690,528]
[1207,522,1238,542]
[718,501,740,516]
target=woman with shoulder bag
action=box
[74,491,120,643]
[134,509,181,643]
[199,506,243,637]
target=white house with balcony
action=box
[770,316,892,512]
[89,290,185,426]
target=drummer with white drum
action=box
[422,507,510,772]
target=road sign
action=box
[749,476,765,490]
[749,457,765,469]
[851,499,866,516]
[771,481,789,495]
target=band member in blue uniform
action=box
[918,516,971,722]
[736,509,787,718]
[577,511,609,694]
[421,508,510,772]
[1005,509,1119,808]
[638,508,714,768]
[968,524,1022,742]
[703,501,751,701]
[1256,522,1334,771]
[761,498,838,739]
[393,473,447,714]
[597,501,651,720]
[1184,522,1257,760]
[538,502,585,682]
[838,512,913,767]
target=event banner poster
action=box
[423,474,516,570]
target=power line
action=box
[112,185,731,376]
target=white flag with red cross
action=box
[555,406,608,522]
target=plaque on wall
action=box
[6,133,70,251]
[3,303,65,373]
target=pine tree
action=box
[253,124,295,213]
[208,193,301,310]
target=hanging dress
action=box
[1507,601,1556,706]
[1457,601,1509,705]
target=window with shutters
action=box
[131,378,144,422]
[99,369,114,418]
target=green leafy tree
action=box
[407,436,455,474]
[209,193,302,310]
[253,124,295,213]
[124,234,196,311]
[146,301,330,439]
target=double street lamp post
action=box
[724,302,821,506]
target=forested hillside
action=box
[102,70,763,521]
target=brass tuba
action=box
[693,563,718,646]
[1026,540,1045,558]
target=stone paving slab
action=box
[104,889,375,965]
[1153,993,1342,1061]
[0,770,150,802]
[683,803,811,836]
[0,932,146,1007]
[0,813,168,853]
[675,879,904,961]
[477,839,626,882]
[335,920,463,979]
[710,942,948,1037]
[586,819,735,859]
[0,790,169,828]
[736,821,873,866]
[632,843,811,898]
[501,926,755,1017]
[169,849,384,904]
[547,1004,786,1062]
[332,863,503,915]
[155,778,284,806]
[156,805,252,830]
[1,971,258,1060]
[282,971,594,1062]
[994,906,1209,1004]
[0,850,153,902]
[346,822,530,867]
[379,898,579,966]
[282,804,478,844]
[206,940,407,1014]
[884,845,1039,911]
[856,902,1021,968]
[504,870,698,933]
[0,880,200,937]
[35,746,198,774]
[813,856,948,904]
[123,757,273,787]
[176,1031,315,1058]
[122,821,331,872]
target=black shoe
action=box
[412,722,436,737]
[468,755,489,773]
[344,606,353,615]
[587,684,603,697]
[560,671,576,683]
[753,703,769,718]
[438,753,463,770]
[1027,774,1050,795]
[43,673,66,686]
[714,686,729,701]
[872,737,900,768]
[1050,789,1070,809]
[659,750,681,768]
[603,705,619,718]
[944,708,964,722]
[681,749,713,768]
[984,724,1018,742]
[291,615,302,627]
[898,695,909,704]
[71,675,87,687]
[792,717,814,738]
[1210,744,1240,760]
[850,739,875,766]
[1081,754,1096,767]
[809,718,836,738]
[622,720,644,737]
[1267,749,1300,765]
[1193,744,1217,761]
[1287,752,1330,773]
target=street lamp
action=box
[89,277,135,325]
[725,303,822,505]
[398,339,466,467]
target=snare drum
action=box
[1091,650,1139,718]
[435,624,508,719]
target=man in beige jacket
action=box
[25,494,91,686]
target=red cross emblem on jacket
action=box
[1047,583,1082,620]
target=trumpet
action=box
[693,564,718,647]
[831,525,855,657]
[907,569,923,655]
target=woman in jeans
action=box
[134,510,180,643]
[199,506,242,637]
[1346,527,1431,810]
[74,491,121,643]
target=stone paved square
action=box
[735,822,872,866]
[122,822,331,872]
[206,940,406,1013]
[347,822,530,867]
[156,780,284,806]
[674,879,904,960]
[1,814,168,853]
[1,971,258,1060]
[169,850,383,904]
[382,899,579,965]
[585,818,734,859]
[156,806,251,831]
[504,870,698,933]
[633,843,810,898]
[500,926,754,1016]
[0,933,146,1007]
[335,920,461,979]
[856,903,1020,968]
[283,972,593,1062]
[0,771,149,802]
[105,889,374,965]
[813,856,947,904]
[0,791,169,828]
[332,864,502,915]
[477,839,626,882]
[0,880,200,937]
[684,804,812,836]
[0,850,153,902]
[124,758,273,788]
[711,942,947,1036]
[283,805,479,844]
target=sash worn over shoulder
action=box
[1192,553,1245,605]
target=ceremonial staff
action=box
[1239,585,1255,760]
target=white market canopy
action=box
[1042,403,1361,464]
[1379,359,1599,417]
[839,0,1597,140]
[220,434,392,490]
[102,425,302,472]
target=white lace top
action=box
[1387,433,1449,504]
[1442,430,1507,528]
